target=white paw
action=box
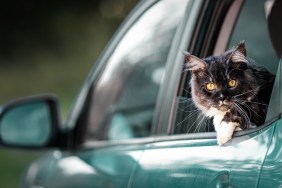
[217,134,232,146]
[216,121,239,146]
[235,127,242,131]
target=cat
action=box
[185,41,275,145]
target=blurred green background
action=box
[0,0,138,187]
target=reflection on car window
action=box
[87,0,189,140]
[174,0,278,135]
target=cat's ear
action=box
[235,40,246,56]
[185,53,207,72]
[230,40,248,63]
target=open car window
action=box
[85,0,189,141]
[174,0,279,135]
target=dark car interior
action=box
[174,0,281,135]
[268,0,282,57]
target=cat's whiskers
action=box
[234,103,251,129]
[194,115,209,133]
[236,100,263,118]
[234,80,273,99]
[233,104,247,128]
[238,105,251,126]
[234,103,246,120]
[175,109,200,128]
[177,102,194,107]
[177,107,198,113]
[253,94,260,107]
[177,98,197,112]
[236,102,252,120]
[238,100,267,106]
[177,98,194,103]
[233,88,258,98]
[186,113,205,133]
[182,88,190,93]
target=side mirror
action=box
[0,95,61,148]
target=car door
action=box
[20,0,190,188]
[258,59,282,187]
[130,0,281,187]
[258,1,282,185]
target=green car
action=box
[0,0,282,187]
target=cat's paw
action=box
[216,121,239,146]
[217,134,232,146]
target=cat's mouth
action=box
[217,104,229,111]
[217,101,230,111]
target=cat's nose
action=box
[218,94,226,101]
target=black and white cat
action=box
[185,41,275,145]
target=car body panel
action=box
[130,123,276,188]
[258,60,282,187]
[259,119,282,187]
[22,146,145,188]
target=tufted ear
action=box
[230,40,248,63]
[185,53,207,72]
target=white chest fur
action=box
[206,107,240,145]
[206,107,227,127]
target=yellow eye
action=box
[206,83,216,91]
[228,79,237,87]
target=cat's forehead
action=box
[204,53,230,65]
[194,55,230,81]
[205,58,228,74]
[204,53,232,71]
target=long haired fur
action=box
[185,41,275,145]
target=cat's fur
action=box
[185,41,275,145]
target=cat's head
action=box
[185,41,258,117]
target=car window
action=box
[86,0,189,140]
[173,0,278,135]
[228,0,278,74]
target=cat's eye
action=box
[206,83,216,91]
[228,79,237,87]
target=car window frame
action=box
[152,0,204,135]
[62,0,162,149]
[63,0,197,149]
[156,0,238,135]
[156,0,282,143]
[64,0,160,131]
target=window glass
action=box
[87,0,189,140]
[229,0,278,74]
[174,0,278,135]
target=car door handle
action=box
[206,171,232,188]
